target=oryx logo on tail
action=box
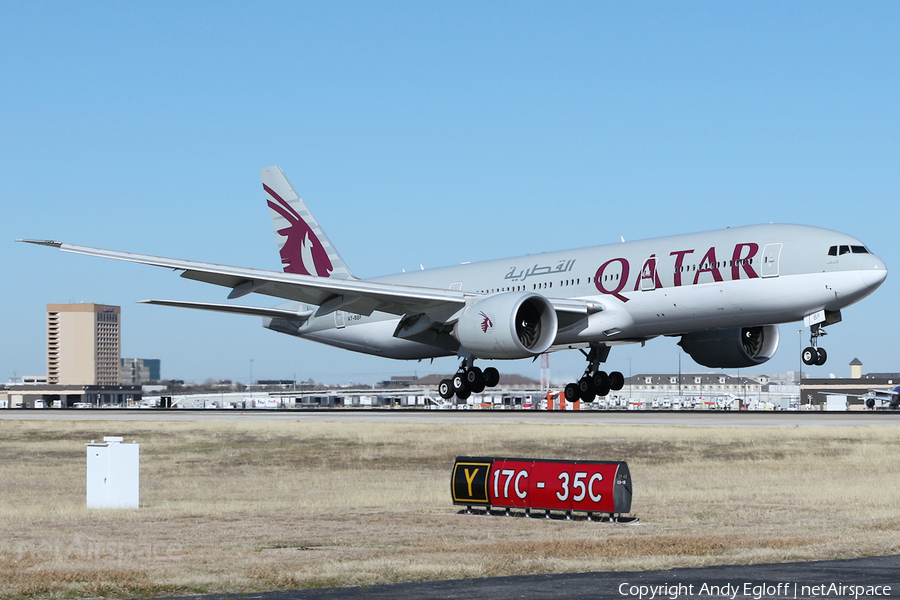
[264,184,334,277]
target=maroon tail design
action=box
[264,184,333,277]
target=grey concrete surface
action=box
[2,408,900,426]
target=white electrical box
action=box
[825,394,849,412]
[86,436,139,509]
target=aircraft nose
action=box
[862,255,888,290]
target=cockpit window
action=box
[829,244,870,256]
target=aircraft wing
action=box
[21,240,468,318]
[20,240,600,321]
[820,389,898,399]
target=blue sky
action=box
[2,2,898,385]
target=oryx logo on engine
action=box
[480,311,494,333]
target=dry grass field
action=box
[0,418,898,599]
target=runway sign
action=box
[452,456,632,514]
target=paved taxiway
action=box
[167,554,899,599]
[2,409,900,427]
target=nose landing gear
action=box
[802,324,828,366]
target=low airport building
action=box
[621,373,763,405]
[0,384,142,409]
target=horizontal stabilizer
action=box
[138,299,313,321]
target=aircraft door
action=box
[761,243,783,278]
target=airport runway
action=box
[2,408,900,427]
[166,554,900,599]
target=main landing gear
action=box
[438,358,501,400]
[564,344,625,402]
[802,324,828,366]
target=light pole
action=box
[798,330,804,407]
[677,354,682,397]
[628,358,632,400]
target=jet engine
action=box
[453,292,558,359]
[678,325,780,369]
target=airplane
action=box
[861,387,900,409]
[20,166,888,402]
[824,387,900,410]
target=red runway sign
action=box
[452,456,632,515]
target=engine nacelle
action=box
[678,325,780,369]
[453,292,558,359]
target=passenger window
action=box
[839,245,850,255]
[828,246,837,256]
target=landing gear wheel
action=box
[483,367,500,388]
[453,373,466,391]
[465,367,485,393]
[592,372,611,397]
[815,347,827,366]
[564,383,580,402]
[456,387,471,401]
[609,371,625,391]
[438,379,454,400]
[578,377,596,402]
[802,346,818,366]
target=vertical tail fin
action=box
[261,166,355,280]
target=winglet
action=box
[261,166,356,280]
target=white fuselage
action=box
[289,224,887,360]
